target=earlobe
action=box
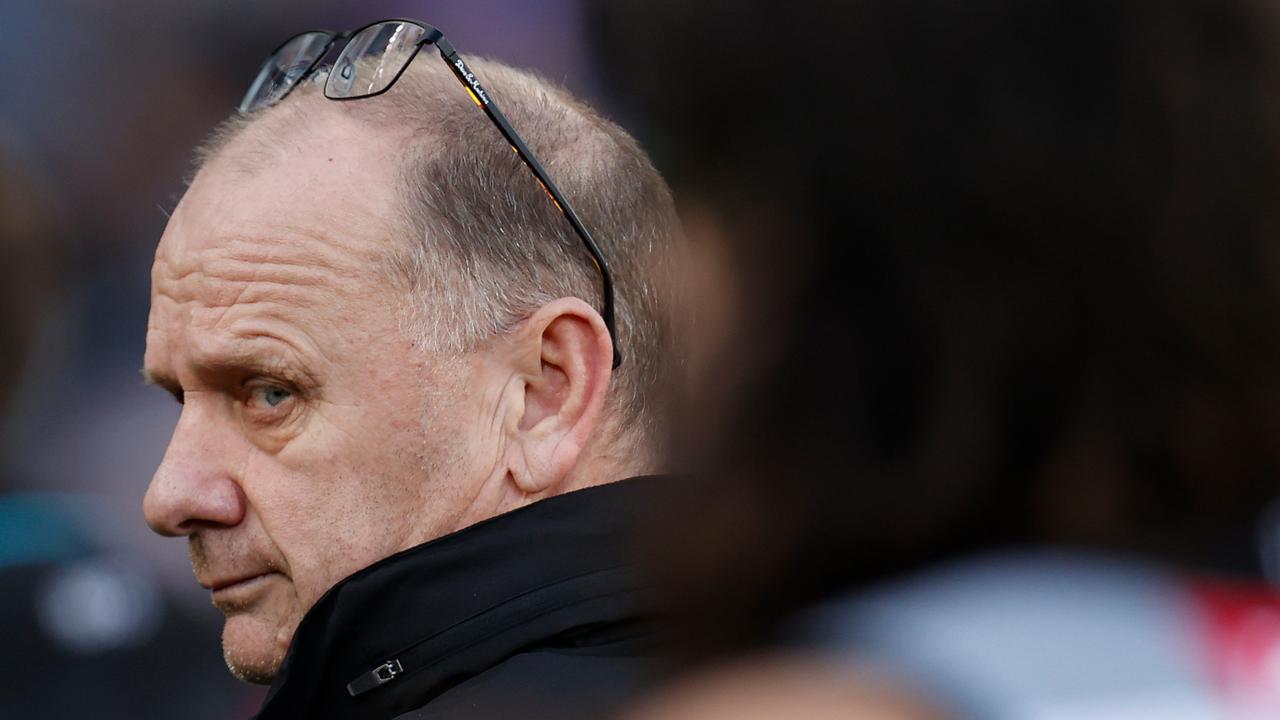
[505,298,613,495]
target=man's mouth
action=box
[201,572,280,606]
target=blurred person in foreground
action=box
[594,0,1280,717]
[141,19,683,720]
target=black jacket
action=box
[254,478,660,720]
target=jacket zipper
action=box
[346,659,403,696]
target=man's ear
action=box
[506,297,614,494]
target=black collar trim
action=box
[254,478,656,720]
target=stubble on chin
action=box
[222,609,300,685]
[226,645,284,685]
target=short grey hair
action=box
[196,56,685,458]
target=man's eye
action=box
[251,386,293,408]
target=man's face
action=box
[143,114,490,682]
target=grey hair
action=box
[196,56,685,459]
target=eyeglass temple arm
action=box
[434,39,622,370]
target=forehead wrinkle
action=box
[151,265,337,360]
[149,262,354,394]
[149,289,333,360]
[153,220,381,305]
[149,218,395,368]
[226,223,386,267]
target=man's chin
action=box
[221,613,292,685]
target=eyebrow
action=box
[141,339,318,403]
[142,367,184,404]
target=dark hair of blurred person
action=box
[592,0,1280,667]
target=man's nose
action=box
[144,400,247,537]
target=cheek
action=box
[247,348,483,602]
[248,409,435,602]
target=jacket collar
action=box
[255,478,656,719]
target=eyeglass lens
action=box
[239,31,333,113]
[327,22,427,100]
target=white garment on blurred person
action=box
[802,553,1280,720]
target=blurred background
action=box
[0,1,605,716]
[10,1,1280,718]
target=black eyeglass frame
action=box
[242,19,621,368]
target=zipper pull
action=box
[347,658,403,697]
